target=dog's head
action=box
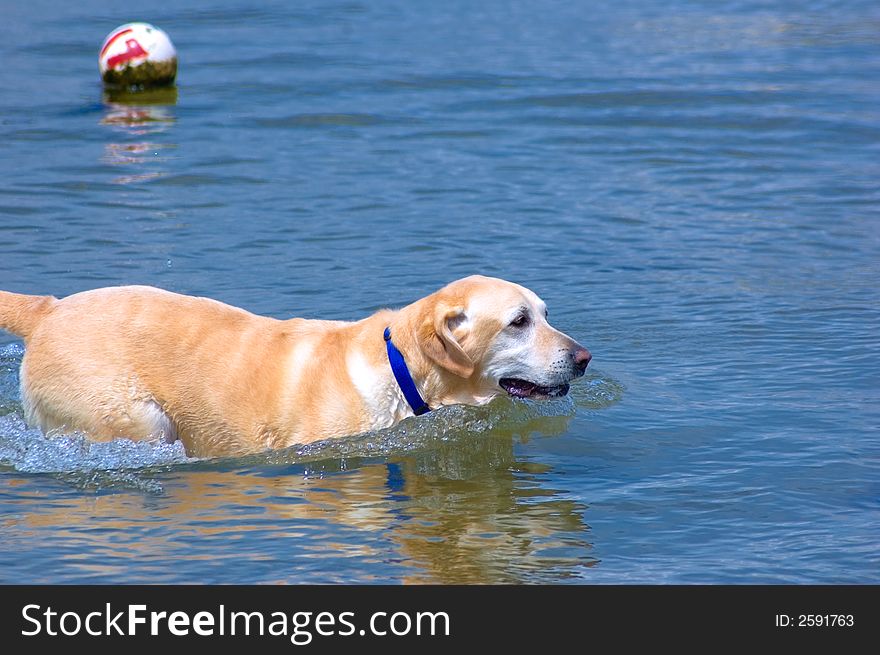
[409,275,591,404]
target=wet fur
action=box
[0,276,587,457]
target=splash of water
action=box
[0,413,192,473]
[0,342,24,415]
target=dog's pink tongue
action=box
[500,378,537,398]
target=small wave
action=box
[0,342,23,416]
[243,394,577,468]
[570,369,626,409]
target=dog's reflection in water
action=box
[18,422,596,583]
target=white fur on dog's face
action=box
[442,277,588,400]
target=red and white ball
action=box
[99,23,177,87]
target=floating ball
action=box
[99,22,177,88]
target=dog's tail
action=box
[0,290,57,339]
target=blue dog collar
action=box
[384,327,430,416]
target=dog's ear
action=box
[417,302,474,378]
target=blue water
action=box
[0,0,878,583]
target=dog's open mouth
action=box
[499,378,570,399]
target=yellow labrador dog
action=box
[0,276,590,457]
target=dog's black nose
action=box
[573,347,592,373]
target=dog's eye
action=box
[509,314,530,328]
